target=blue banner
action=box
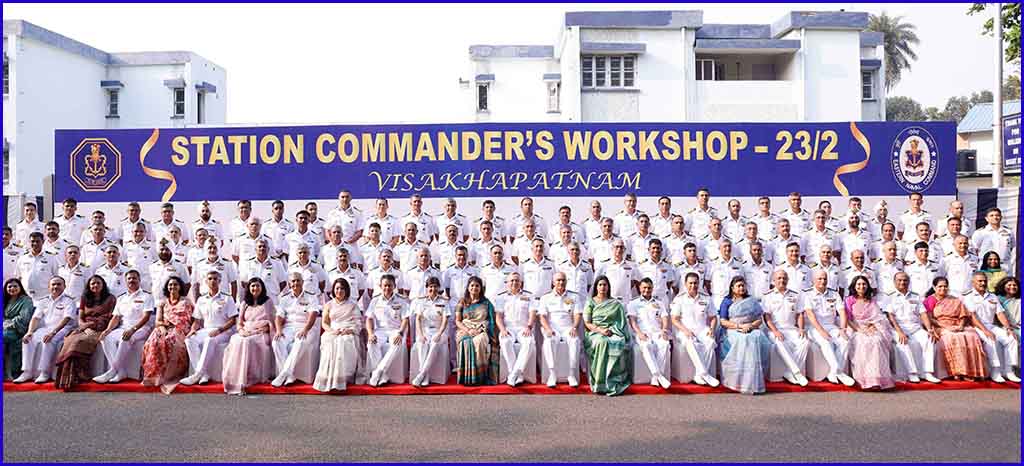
[54,121,956,202]
[1004,113,1021,172]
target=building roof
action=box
[957,100,1022,134]
[3,19,220,68]
[565,10,702,29]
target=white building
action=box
[3,19,227,199]
[465,10,886,123]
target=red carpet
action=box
[4,378,1018,395]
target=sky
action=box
[2,2,1012,124]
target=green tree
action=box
[868,12,920,90]
[940,90,996,123]
[1004,74,1021,100]
[924,106,945,121]
[969,3,1022,63]
[887,96,927,121]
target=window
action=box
[3,146,9,190]
[197,91,204,124]
[861,71,874,100]
[581,54,636,89]
[695,59,720,81]
[173,87,185,116]
[107,90,119,117]
[476,84,488,112]
[546,81,560,113]
[3,54,8,96]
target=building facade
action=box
[465,10,886,124]
[3,20,227,198]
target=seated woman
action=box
[4,278,35,380]
[979,252,1007,293]
[454,276,499,386]
[924,277,988,381]
[410,277,450,387]
[845,275,895,390]
[141,276,193,393]
[54,276,115,390]
[222,277,276,395]
[14,277,76,384]
[994,276,1021,341]
[313,277,365,392]
[583,275,632,396]
[717,276,772,395]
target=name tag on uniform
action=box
[563,298,574,305]
[520,296,530,302]
[134,299,144,304]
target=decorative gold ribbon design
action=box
[139,128,178,202]
[833,121,871,197]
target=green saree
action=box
[583,298,632,396]
[4,295,35,380]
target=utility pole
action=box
[993,3,1004,188]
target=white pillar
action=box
[993,3,1004,188]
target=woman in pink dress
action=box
[141,276,194,394]
[845,275,895,390]
[221,277,275,395]
[313,277,365,392]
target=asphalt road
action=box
[3,389,1020,462]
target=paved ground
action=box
[3,389,1020,462]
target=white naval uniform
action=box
[119,218,154,246]
[547,221,587,248]
[963,289,1019,374]
[367,265,408,298]
[613,209,643,239]
[186,291,238,379]
[261,217,295,257]
[582,217,604,243]
[152,219,190,245]
[122,240,155,290]
[496,290,537,381]
[804,287,851,376]
[42,238,71,266]
[364,213,401,244]
[442,264,477,308]
[670,292,718,380]
[638,257,678,304]
[589,235,620,264]
[410,295,450,382]
[742,259,774,299]
[191,219,225,246]
[147,259,190,301]
[779,209,812,236]
[233,233,277,265]
[511,213,547,241]
[433,240,465,270]
[836,229,873,266]
[321,241,363,272]
[54,214,88,245]
[735,237,775,269]
[941,252,979,296]
[273,290,321,383]
[903,238,943,265]
[94,262,130,297]
[663,233,700,265]
[520,256,556,298]
[905,260,944,297]
[627,296,671,380]
[284,229,322,264]
[628,232,659,264]
[14,219,45,248]
[100,289,155,378]
[721,215,748,244]
[510,234,543,264]
[3,245,23,285]
[808,262,841,294]
[479,262,518,303]
[238,257,287,303]
[58,262,92,301]
[472,215,508,241]
[366,293,411,384]
[971,225,1016,271]
[770,234,807,264]
[20,293,77,378]
[468,237,505,267]
[357,239,389,271]
[393,239,431,271]
[775,261,813,293]
[538,290,584,377]
[882,290,934,378]
[674,258,709,293]
[399,212,436,244]
[751,213,780,242]
[698,234,728,263]
[762,288,809,379]
[288,260,328,296]
[804,227,839,263]
[559,259,594,298]
[326,206,366,244]
[707,256,745,308]
[404,265,442,300]
[898,209,934,238]
[839,265,877,292]
[685,206,718,239]
[435,213,469,241]
[596,258,640,303]
[16,250,59,300]
[326,265,368,302]
[650,213,677,239]
[873,258,905,295]
[191,257,239,297]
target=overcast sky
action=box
[3,3,1012,124]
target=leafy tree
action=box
[924,106,945,121]
[886,96,927,121]
[969,3,1022,63]
[1003,74,1021,100]
[868,12,920,90]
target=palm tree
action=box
[868,12,920,90]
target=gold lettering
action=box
[461,132,481,161]
[616,131,637,160]
[171,136,190,165]
[316,133,336,163]
[729,131,748,160]
[504,131,526,160]
[338,133,359,163]
[414,132,436,161]
[681,131,703,160]
[661,131,680,161]
[283,135,303,164]
[592,131,614,161]
[227,135,247,164]
[562,131,590,161]
[706,131,727,161]
[388,133,412,162]
[208,137,229,165]
[260,135,281,164]
[190,136,210,166]
[362,133,385,163]
[483,131,502,161]
[535,131,554,161]
[437,133,457,161]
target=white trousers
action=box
[20,326,71,377]
[675,331,717,378]
[542,328,580,373]
[771,328,809,377]
[810,326,851,375]
[185,328,233,376]
[413,326,448,378]
[636,334,671,376]
[367,329,405,380]
[976,326,1020,371]
[499,328,536,376]
[272,326,318,381]
[892,328,935,375]
[100,326,153,378]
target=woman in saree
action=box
[717,276,772,395]
[845,275,895,390]
[221,277,276,395]
[583,275,632,396]
[313,277,365,392]
[53,275,115,390]
[979,252,1007,293]
[140,276,193,393]
[454,276,499,385]
[4,278,35,380]
[924,276,988,381]
[994,276,1021,341]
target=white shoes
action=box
[92,370,115,384]
[783,373,798,385]
[908,373,921,383]
[826,374,839,384]
[1005,372,1021,383]
[368,370,381,387]
[546,373,557,388]
[412,373,430,387]
[923,372,942,384]
[411,374,424,387]
[108,373,125,384]
[179,373,202,386]
[656,375,671,389]
[506,371,521,387]
[34,373,50,384]
[793,373,809,387]
[702,375,720,388]
[693,375,707,386]
[837,374,856,387]
[12,373,34,384]
[567,375,579,388]
[991,373,1006,384]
